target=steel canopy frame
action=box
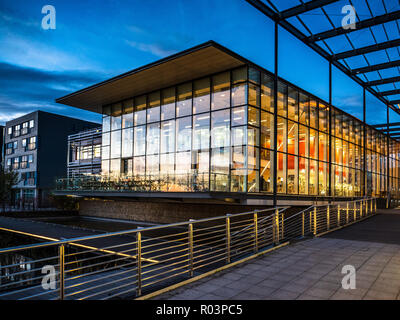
[245,0,400,114]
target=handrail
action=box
[0,197,378,300]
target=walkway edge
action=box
[135,241,290,300]
[315,213,377,238]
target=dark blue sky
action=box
[0,0,399,126]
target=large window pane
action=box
[232,84,247,106]
[261,73,274,112]
[134,95,147,126]
[161,120,175,153]
[134,126,146,156]
[288,87,298,122]
[232,106,246,126]
[309,159,317,195]
[161,87,176,121]
[210,147,230,191]
[193,113,210,150]
[211,109,230,148]
[177,83,192,117]
[212,72,230,110]
[231,126,246,146]
[248,84,260,107]
[309,99,318,129]
[122,128,133,158]
[260,149,273,192]
[261,111,273,149]
[299,125,309,158]
[111,103,122,130]
[193,78,210,114]
[147,123,160,155]
[110,130,121,159]
[299,157,308,194]
[146,154,159,177]
[299,94,309,125]
[277,152,286,193]
[277,82,287,117]
[287,154,298,194]
[176,116,192,151]
[122,99,134,128]
[147,91,160,123]
[277,117,287,153]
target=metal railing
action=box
[0,198,377,300]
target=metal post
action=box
[188,223,194,277]
[313,207,317,236]
[59,244,65,300]
[327,205,330,230]
[226,214,231,264]
[302,211,305,237]
[136,231,142,297]
[274,208,280,244]
[354,202,357,221]
[375,198,377,212]
[346,202,349,224]
[365,199,368,215]
[370,198,373,213]
[360,200,363,218]
[253,211,258,252]
[281,212,284,240]
[273,21,278,207]
[387,105,390,209]
[337,204,340,227]
[329,62,332,199]
[363,88,366,197]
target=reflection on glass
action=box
[261,74,274,112]
[122,128,133,158]
[232,84,247,106]
[135,95,147,126]
[161,87,176,121]
[176,116,192,151]
[134,126,146,156]
[147,123,160,155]
[161,120,175,153]
[177,83,192,117]
[110,130,121,159]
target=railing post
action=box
[226,214,231,264]
[274,209,280,244]
[375,198,377,212]
[59,244,65,301]
[360,200,363,219]
[188,222,194,277]
[136,231,142,297]
[365,199,368,215]
[253,211,258,252]
[313,207,317,236]
[327,205,330,230]
[354,202,357,221]
[346,202,349,224]
[370,199,373,213]
[302,211,305,237]
[281,212,284,240]
[337,204,340,227]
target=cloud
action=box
[125,40,176,58]
[0,62,105,125]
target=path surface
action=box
[155,209,400,300]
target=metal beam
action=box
[351,60,400,75]
[380,127,400,133]
[279,0,339,20]
[380,89,400,96]
[366,76,400,87]
[245,0,395,114]
[308,10,400,42]
[373,121,400,128]
[389,99,400,106]
[333,39,400,60]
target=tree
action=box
[0,167,19,212]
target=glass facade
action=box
[100,65,400,198]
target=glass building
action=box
[56,41,400,201]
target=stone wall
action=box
[78,199,273,224]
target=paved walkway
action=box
[155,209,400,300]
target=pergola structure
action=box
[245,0,400,205]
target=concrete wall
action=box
[79,199,275,224]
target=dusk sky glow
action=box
[1,0,399,126]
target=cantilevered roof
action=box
[56,41,247,114]
[246,0,400,115]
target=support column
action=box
[273,21,278,207]
[363,88,366,197]
[387,105,390,208]
[328,62,332,200]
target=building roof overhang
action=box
[56,41,247,114]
